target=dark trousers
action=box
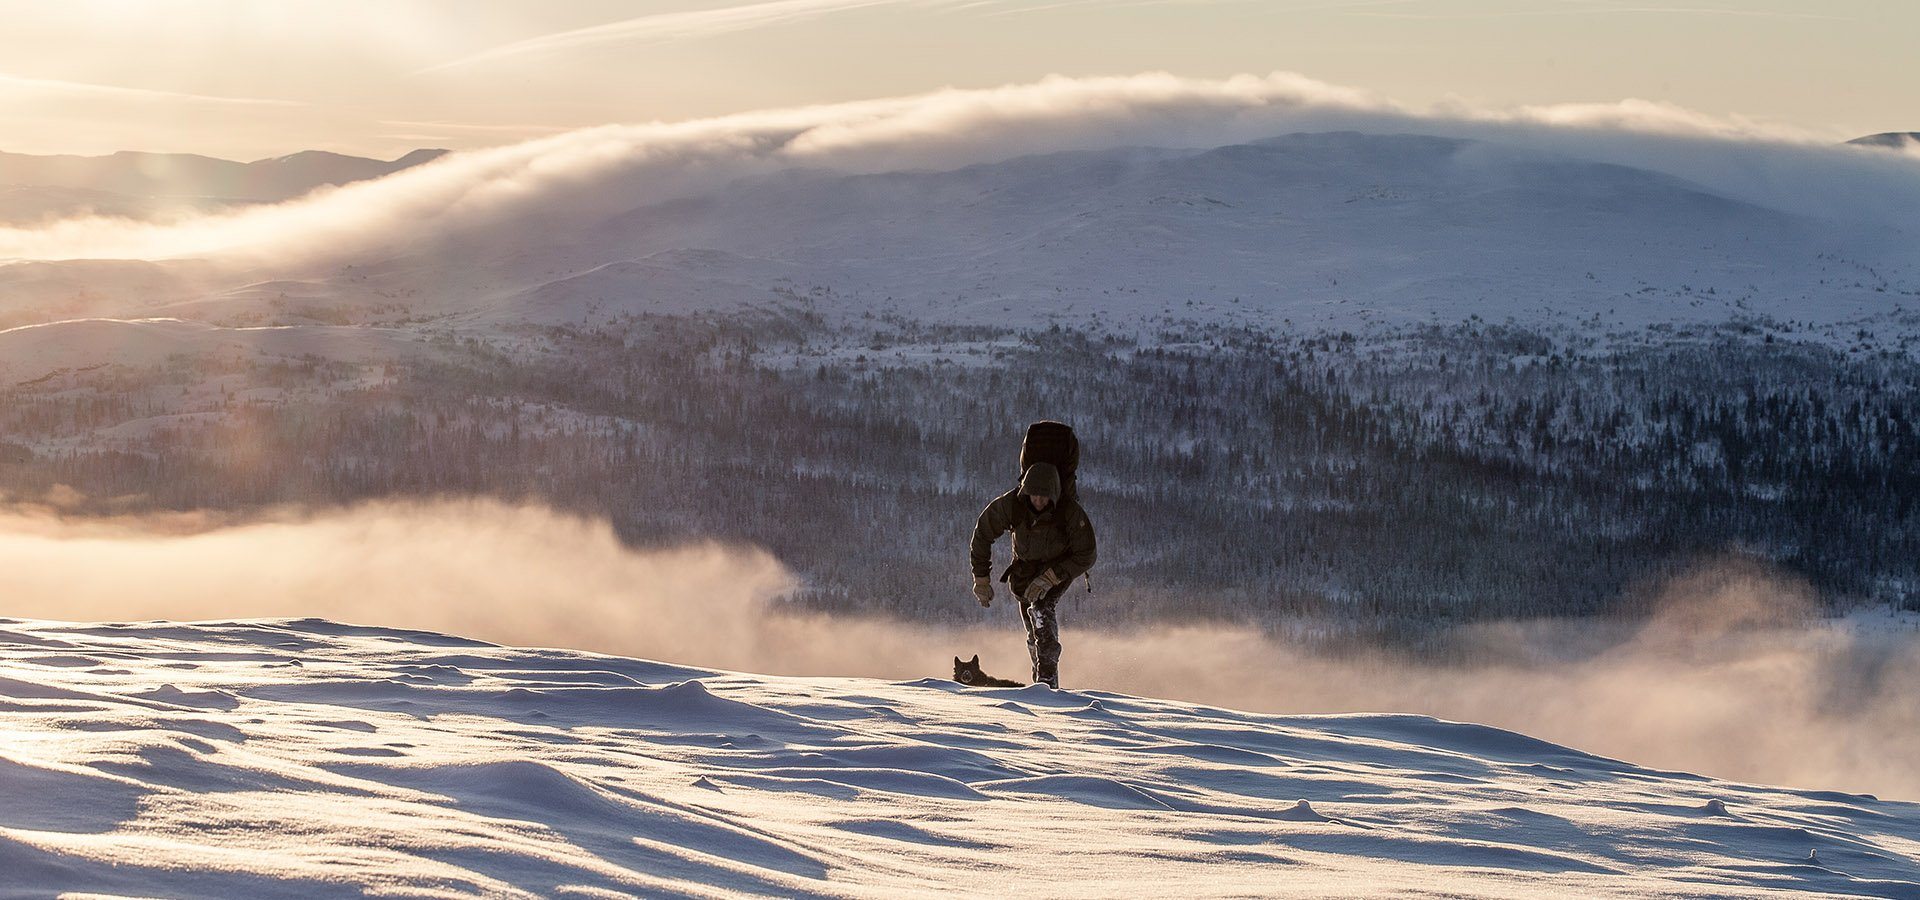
[1006,559,1073,688]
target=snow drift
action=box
[1,617,1916,898]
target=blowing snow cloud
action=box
[3,70,1917,263]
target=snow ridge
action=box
[2,618,1917,898]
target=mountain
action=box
[3,617,1916,897]
[1849,132,1920,151]
[407,131,1918,336]
[6,132,1916,342]
[0,146,449,223]
[0,146,448,200]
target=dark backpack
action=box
[1019,421,1079,502]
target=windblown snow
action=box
[2,618,1915,898]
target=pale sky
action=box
[2,0,1911,160]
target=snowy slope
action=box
[9,132,1917,351]
[3,618,1916,898]
[454,131,1918,335]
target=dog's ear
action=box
[953,656,963,666]
[969,654,980,664]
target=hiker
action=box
[969,459,1097,688]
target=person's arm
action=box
[970,492,1017,578]
[1045,504,1097,584]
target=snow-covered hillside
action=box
[6,131,1918,362]
[3,618,1916,898]
[503,131,1915,334]
[213,130,1914,341]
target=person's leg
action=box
[1027,596,1061,688]
[1008,561,1070,687]
[1018,597,1040,676]
[1032,576,1075,688]
[1008,562,1044,679]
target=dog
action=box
[952,654,1024,687]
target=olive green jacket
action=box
[969,490,1097,584]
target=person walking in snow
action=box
[968,460,1096,689]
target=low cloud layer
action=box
[2,70,1916,263]
[3,497,1914,802]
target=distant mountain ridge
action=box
[0,146,447,202]
[1848,132,1920,151]
[447,130,1911,333]
[6,131,1914,338]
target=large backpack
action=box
[1019,421,1079,502]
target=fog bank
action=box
[2,497,1914,801]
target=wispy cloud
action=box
[0,72,304,108]
[423,0,1309,68]
[374,120,574,147]
[975,0,1110,16]
[1350,3,1850,21]
[378,119,573,135]
[421,0,918,72]
[978,0,1409,17]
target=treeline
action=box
[1,315,1914,632]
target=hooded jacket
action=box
[969,462,1097,584]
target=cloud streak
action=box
[0,71,304,109]
[1352,7,1850,21]
[422,0,926,72]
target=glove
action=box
[1020,569,1062,603]
[972,575,994,607]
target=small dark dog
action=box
[952,654,1024,687]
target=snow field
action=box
[2,618,1917,898]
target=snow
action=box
[479,131,1917,341]
[7,131,1919,364]
[3,618,1916,898]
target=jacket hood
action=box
[1019,462,1061,500]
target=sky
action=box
[0,0,1912,160]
